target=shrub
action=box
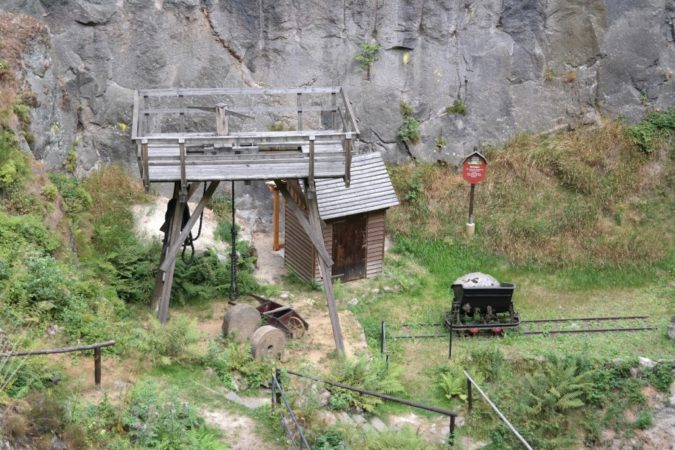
[63,143,78,174]
[398,115,420,145]
[644,363,674,392]
[41,183,58,201]
[628,108,675,152]
[48,173,92,215]
[327,355,404,413]
[123,380,216,449]
[355,41,380,80]
[445,99,466,115]
[0,130,28,192]
[143,315,201,366]
[633,411,653,430]
[204,340,273,391]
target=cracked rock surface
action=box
[1,0,674,170]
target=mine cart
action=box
[446,283,520,335]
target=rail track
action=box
[384,315,656,341]
[519,315,656,335]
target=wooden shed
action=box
[284,152,399,283]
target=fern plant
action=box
[522,357,594,416]
[327,355,404,412]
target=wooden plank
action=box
[306,183,345,354]
[297,93,303,131]
[132,91,140,140]
[140,105,337,115]
[157,185,186,323]
[340,88,360,135]
[139,86,340,97]
[147,163,345,182]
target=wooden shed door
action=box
[331,214,366,282]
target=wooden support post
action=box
[344,133,352,188]
[275,181,332,266]
[331,92,337,130]
[179,139,186,187]
[308,136,315,188]
[449,415,456,447]
[216,104,227,136]
[297,93,303,131]
[305,180,345,354]
[157,182,187,324]
[268,183,283,251]
[141,139,149,190]
[159,181,220,272]
[275,179,343,353]
[94,347,101,390]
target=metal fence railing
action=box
[285,369,460,447]
[271,370,311,450]
[464,370,533,450]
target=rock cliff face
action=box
[1,0,674,171]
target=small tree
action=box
[355,41,381,81]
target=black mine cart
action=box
[446,283,520,335]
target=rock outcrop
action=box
[1,0,674,170]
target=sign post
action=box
[461,151,487,236]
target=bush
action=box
[0,130,28,193]
[628,108,675,152]
[327,355,404,413]
[398,115,420,145]
[143,315,201,366]
[48,173,92,215]
[355,41,380,80]
[111,380,222,449]
[445,99,466,115]
[645,363,674,392]
[203,340,273,392]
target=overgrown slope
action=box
[389,114,674,268]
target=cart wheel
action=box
[287,316,306,339]
[222,304,261,343]
[250,325,286,360]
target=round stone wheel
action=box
[222,304,261,343]
[250,325,286,360]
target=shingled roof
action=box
[315,152,399,220]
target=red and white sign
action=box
[462,152,487,184]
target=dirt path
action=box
[202,408,281,450]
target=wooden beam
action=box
[159,181,220,272]
[305,180,345,354]
[157,185,187,324]
[275,180,332,266]
[139,87,340,97]
[297,93,303,131]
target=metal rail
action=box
[464,370,533,450]
[286,369,459,446]
[271,371,311,450]
[521,316,655,335]
[521,315,649,323]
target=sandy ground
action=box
[202,409,280,450]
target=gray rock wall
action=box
[2,0,674,170]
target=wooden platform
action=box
[144,141,345,181]
[132,86,359,185]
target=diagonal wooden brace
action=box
[159,181,220,272]
[274,180,332,266]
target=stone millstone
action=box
[250,325,286,360]
[222,304,261,343]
